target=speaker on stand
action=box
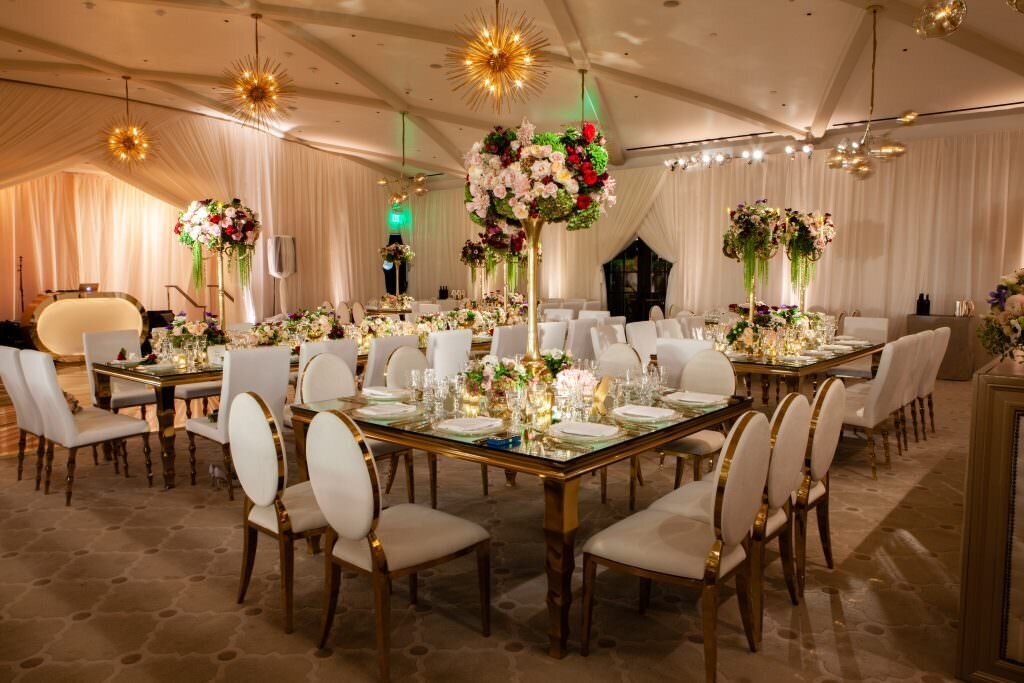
[267,236,297,315]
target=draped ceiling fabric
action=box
[0,80,390,322]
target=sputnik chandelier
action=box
[104,76,153,164]
[377,113,429,208]
[221,13,293,130]
[913,0,967,38]
[445,0,549,113]
[826,6,909,180]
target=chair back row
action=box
[0,346,44,436]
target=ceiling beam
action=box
[810,10,874,139]
[542,0,627,165]
[259,19,465,169]
[292,138,463,177]
[832,0,1024,79]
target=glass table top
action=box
[293,393,749,464]
[726,342,882,369]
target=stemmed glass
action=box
[450,375,465,416]
[434,377,449,419]
[409,369,423,402]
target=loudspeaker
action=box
[267,236,297,279]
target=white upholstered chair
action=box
[186,347,291,499]
[231,391,327,634]
[351,301,366,324]
[291,339,358,425]
[538,321,568,351]
[829,316,888,379]
[489,325,527,358]
[841,339,904,477]
[795,377,846,595]
[82,330,154,411]
[307,410,491,682]
[918,326,950,435]
[563,298,586,315]
[607,315,627,329]
[0,346,46,483]
[578,310,610,321]
[625,321,658,364]
[655,318,685,340]
[581,411,770,683]
[565,319,598,361]
[415,302,440,320]
[543,308,574,323]
[655,338,712,390]
[905,330,934,443]
[582,299,602,310]
[648,305,665,321]
[384,346,428,390]
[427,329,472,379]
[335,302,352,324]
[590,324,622,359]
[364,335,418,389]
[667,304,679,318]
[596,342,642,379]
[20,349,149,504]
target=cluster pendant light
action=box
[377,113,429,209]
[104,76,153,164]
[221,13,293,130]
[913,0,967,37]
[446,0,549,113]
[826,7,908,180]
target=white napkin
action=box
[436,417,503,434]
[138,363,176,373]
[551,422,619,439]
[781,355,816,363]
[664,391,730,405]
[613,405,675,421]
[362,386,409,399]
[834,335,855,341]
[805,350,833,357]
[356,403,417,418]
[821,344,851,351]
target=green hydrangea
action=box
[536,189,574,222]
[586,143,609,176]
[532,132,566,155]
[567,202,601,231]
[493,196,516,220]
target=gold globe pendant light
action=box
[377,113,428,209]
[913,0,967,38]
[104,76,153,164]
[446,0,549,113]
[1008,0,1024,13]
[827,6,907,180]
[221,13,293,130]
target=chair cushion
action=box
[807,480,826,506]
[109,380,155,409]
[174,381,222,400]
[662,429,725,456]
[764,506,788,537]
[649,480,715,524]
[582,508,745,580]
[842,390,870,428]
[331,503,489,573]
[827,357,873,379]
[68,407,148,447]
[186,416,224,444]
[248,481,327,534]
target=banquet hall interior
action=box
[1,0,1024,681]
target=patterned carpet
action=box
[0,367,967,682]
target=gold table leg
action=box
[543,477,580,659]
[155,386,178,489]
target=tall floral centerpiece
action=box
[463,119,616,371]
[460,239,487,297]
[379,243,414,295]
[723,199,784,323]
[979,268,1024,362]
[174,198,261,325]
[783,209,836,310]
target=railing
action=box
[164,284,234,316]
[206,285,235,303]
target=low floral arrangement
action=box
[379,293,414,310]
[286,306,344,341]
[165,312,228,345]
[723,200,785,297]
[554,367,598,396]
[783,209,836,292]
[463,355,529,394]
[174,198,261,289]
[541,349,574,377]
[980,268,1024,360]
[360,315,415,340]
[380,243,414,266]
[251,321,287,347]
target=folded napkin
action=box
[613,405,675,421]
[664,391,730,405]
[821,344,851,351]
[551,422,619,439]
[362,386,409,399]
[781,355,816,363]
[437,417,503,433]
[834,335,855,341]
[356,403,417,418]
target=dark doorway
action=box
[383,233,408,295]
[603,238,672,322]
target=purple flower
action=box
[989,285,1009,308]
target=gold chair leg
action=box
[202,396,209,416]
[795,504,808,597]
[599,467,607,504]
[477,541,491,637]
[64,446,78,506]
[141,432,153,487]
[480,464,489,496]
[865,428,877,480]
[917,397,927,441]
[892,413,903,458]
[185,399,193,419]
[120,440,129,478]
[221,443,235,501]
[384,454,399,494]
[403,452,415,504]
[910,400,920,442]
[900,406,909,451]
[628,456,639,511]
[16,429,27,481]
[319,560,341,649]
[734,554,759,652]
[238,523,258,603]
[693,454,703,482]
[638,577,652,615]
[580,554,597,656]
[91,444,98,466]
[187,432,197,483]
[43,441,55,494]
[427,453,438,509]
[880,427,892,468]
[35,436,46,490]
[701,583,720,683]
[816,492,834,570]
[279,536,295,633]
[778,523,799,605]
[409,572,418,605]
[372,571,392,683]
[928,393,936,433]
[673,457,684,489]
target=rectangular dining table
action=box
[289,394,753,659]
[90,339,494,489]
[730,342,884,404]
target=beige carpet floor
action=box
[0,369,968,682]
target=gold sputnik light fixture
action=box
[913,0,967,38]
[1008,0,1024,13]
[221,13,293,130]
[446,0,549,113]
[377,113,428,208]
[826,6,907,180]
[104,76,153,164]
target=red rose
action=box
[567,153,581,165]
[576,194,592,209]
[582,123,596,143]
[173,225,181,235]
[225,226,237,236]
[583,172,598,185]
[209,215,220,224]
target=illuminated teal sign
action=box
[388,204,410,230]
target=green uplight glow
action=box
[388,204,410,230]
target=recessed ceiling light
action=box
[155,8,166,16]
[429,63,442,69]
[663,0,679,6]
